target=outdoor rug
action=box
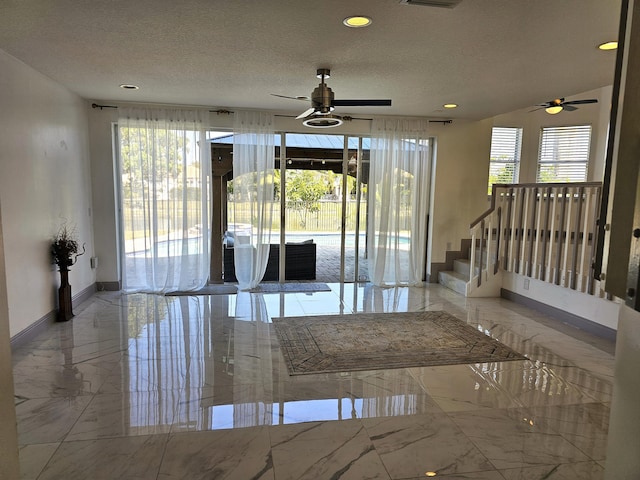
[166,285,238,296]
[272,311,527,375]
[250,282,332,294]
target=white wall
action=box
[88,107,120,286]
[503,272,620,330]
[0,49,95,337]
[428,119,493,265]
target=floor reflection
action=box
[13,284,615,480]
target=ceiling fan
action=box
[272,68,392,128]
[532,97,598,115]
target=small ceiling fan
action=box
[531,97,598,115]
[272,68,392,127]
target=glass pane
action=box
[537,125,591,183]
[120,124,207,290]
[284,133,344,282]
[537,162,588,183]
[488,127,522,193]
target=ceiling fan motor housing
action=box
[312,84,334,114]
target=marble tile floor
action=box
[12,284,615,479]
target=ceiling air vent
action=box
[399,0,462,8]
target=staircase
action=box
[438,243,497,296]
[438,182,603,298]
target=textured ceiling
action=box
[0,0,621,120]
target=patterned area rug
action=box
[272,311,527,375]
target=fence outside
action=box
[227,199,412,234]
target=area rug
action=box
[250,282,331,294]
[272,311,526,375]
[166,285,238,296]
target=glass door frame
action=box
[275,132,370,283]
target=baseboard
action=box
[10,310,57,351]
[73,283,96,307]
[97,281,121,291]
[427,264,445,283]
[11,282,98,351]
[501,288,617,342]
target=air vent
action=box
[399,0,462,8]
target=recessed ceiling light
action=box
[119,84,139,90]
[598,41,618,50]
[443,103,458,109]
[343,16,372,28]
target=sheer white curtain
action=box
[232,111,276,290]
[118,107,211,293]
[368,119,430,286]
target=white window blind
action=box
[488,127,522,192]
[537,125,591,183]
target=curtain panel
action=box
[232,111,276,290]
[368,119,431,286]
[118,107,211,293]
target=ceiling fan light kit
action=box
[545,105,563,114]
[302,115,344,128]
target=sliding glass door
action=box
[210,130,431,284]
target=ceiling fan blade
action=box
[562,104,578,112]
[333,99,392,107]
[296,107,316,120]
[563,99,598,106]
[528,107,546,113]
[271,93,310,101]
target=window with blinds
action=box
[488,127,522,193]
[537,125,591,183]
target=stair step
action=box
[438,270,468,295]
[453,258,481,277]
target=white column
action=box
[0,203,20,478]
[605,305,640,479]
[605,1,640,478]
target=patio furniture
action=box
[223,241,316,282]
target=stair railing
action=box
[468,182,603,295]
